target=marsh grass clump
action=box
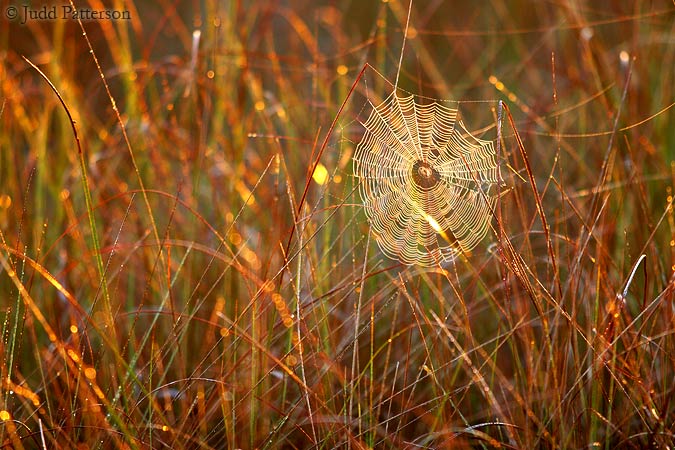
[1,1,674,448]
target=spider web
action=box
[353,92,498,267]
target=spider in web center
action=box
[411,160,441,190]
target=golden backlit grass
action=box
[1,0,675,448]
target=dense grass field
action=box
[1,0,675,448]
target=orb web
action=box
[353,92,498,266]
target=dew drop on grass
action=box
[651,408,660,419]
[581,27,593,41]
[312,163,329,185]
[619,50,630,66]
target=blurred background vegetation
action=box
[1,0,674,448]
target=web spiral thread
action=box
[353,93,498,266]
